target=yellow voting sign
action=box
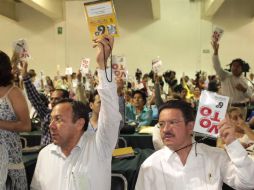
[84,0,120,39]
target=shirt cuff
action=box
[97,68,116,89]
[225,139,248,165]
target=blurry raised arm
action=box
[211,40,219,56]
[211,41,228,80]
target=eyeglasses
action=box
[158,119,185,128]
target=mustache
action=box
[163,132,175,137]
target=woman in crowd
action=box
[125,90,153,128]
[0,51,31,189]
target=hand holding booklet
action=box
[13,39,31,62]
[212,27,224,42]
[194,90,229,138]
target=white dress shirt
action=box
[30,69,122,190]
[212,55,252,104]
[136,140,254,190]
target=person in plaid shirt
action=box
[22,65,69,146]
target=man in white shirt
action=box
[211,41,252,118]
[135,100,254,190]
[30,35,122,190]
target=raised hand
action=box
[211,40,219,55]
[93,35,114,70]
[20,61,29,78]
[218,115,236,145]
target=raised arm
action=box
[211,41,229,80]
[21,61,50,120]
[218,117,254,189]
[94,36,122,158]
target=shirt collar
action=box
[49,132,86,157]
[162,138,206,161]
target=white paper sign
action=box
[212,27,224,42]
[112,55,127,79]
[152,57,162,73]
[86,2,112,17]
[65,67,73,75]
[194,90,229,138]
[13,39,31,61]
[80,58,90,75]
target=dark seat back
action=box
[111,173,128,190]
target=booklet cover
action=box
[13,39,31,62]
[194,90,229,138]
[212,27,224,42]
[84,0,120,39]
[80,58,90,75]
[112,147,135,159]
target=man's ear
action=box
[76,118,85,130]
[89,102,93,110]
[187,121,195,135]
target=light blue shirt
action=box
[125,104,153,127]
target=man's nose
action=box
[49,119,56,129]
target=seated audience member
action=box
[88,77,125,133]
[87,90,100,133]
[116,77,125,130]
[30,35,121,190]
[190,86,201,111]
[75,70,89,106]
[124,89,132,106]
[43,76,55,97]
[125,90,153,127]
[0,144,8,190]
[22,63,69,146]
[136,100,254,190]
[217,107,254,149]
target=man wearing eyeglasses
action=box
[135,100,254,190]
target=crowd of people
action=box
[0,36,254,190]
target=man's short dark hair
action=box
[0,51,13,87]
[158,100,196,123]
[89,90,99,103]
[55,99,90,131]
[55,89,69,99]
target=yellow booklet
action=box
[84,0,120,39]
[112,147,134,158]
[138,126,154,134]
